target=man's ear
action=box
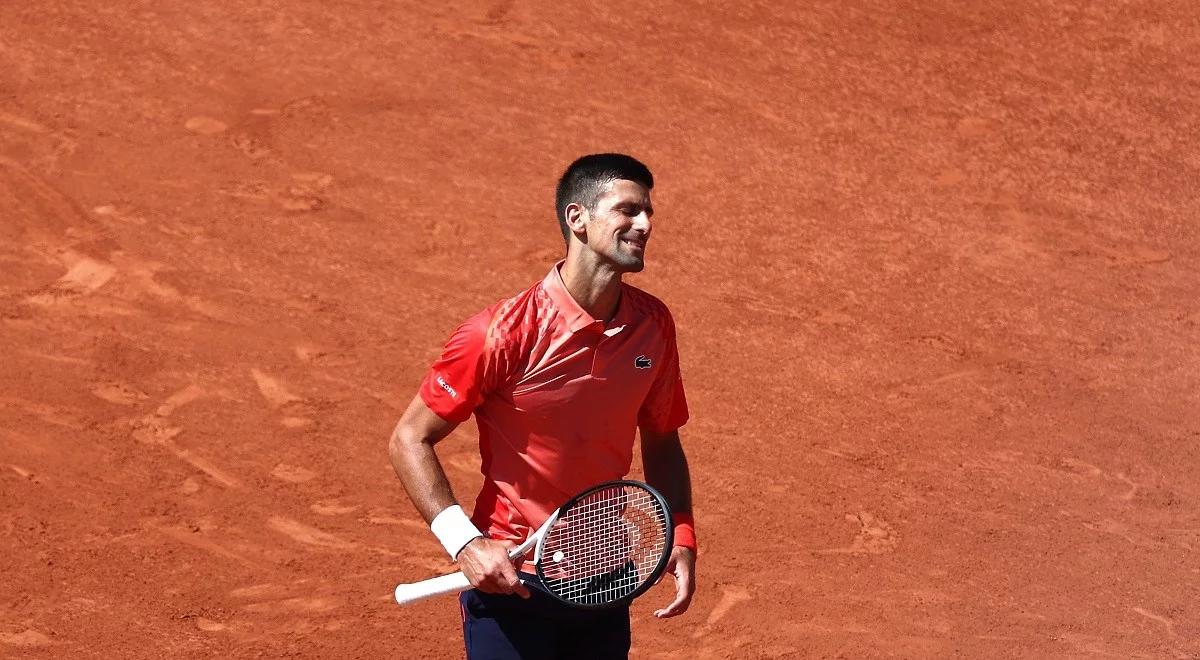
[563,202,588,239]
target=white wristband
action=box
[430,505,483,559]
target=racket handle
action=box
[394,571,473,605]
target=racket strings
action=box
[538,486,669,606]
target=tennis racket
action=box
[394,480,673,609]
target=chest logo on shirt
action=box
[634,355,652,369]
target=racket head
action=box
[533,480,674,609]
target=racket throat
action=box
[527,510,562,563]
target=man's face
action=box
[580,179,654,273]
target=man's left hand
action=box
[653,546,695,618]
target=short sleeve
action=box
[419,311,494,423]
[638,313,689,434]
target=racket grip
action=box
[394,571,473,605]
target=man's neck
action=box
[560,250,623,323]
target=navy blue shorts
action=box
[459,573,631,660]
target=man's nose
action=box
[632,212,652,234]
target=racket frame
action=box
[531,479,674,610]
[393,479,673,609]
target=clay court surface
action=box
[2,1,1199,657]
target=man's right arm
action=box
[388,394,529,598]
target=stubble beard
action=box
[613,244,646,273]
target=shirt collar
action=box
[542,261,605,333]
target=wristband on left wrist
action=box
[672,511,697,553]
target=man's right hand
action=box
[456,537,531,598]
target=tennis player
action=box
[389,153,696,659]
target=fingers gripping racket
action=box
[394,480,673,609]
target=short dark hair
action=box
[555,153,654,242]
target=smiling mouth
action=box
[621,238,647,251]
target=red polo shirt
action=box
[419,262,688,544]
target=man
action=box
[389,153,696,659]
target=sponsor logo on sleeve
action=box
[634,355,652,369]
[435,373,459,399]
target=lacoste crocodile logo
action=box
[634,355,652,369]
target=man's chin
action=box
[596,248,646,273]
[616,256,645,273]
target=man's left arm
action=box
[640,427,695,619]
